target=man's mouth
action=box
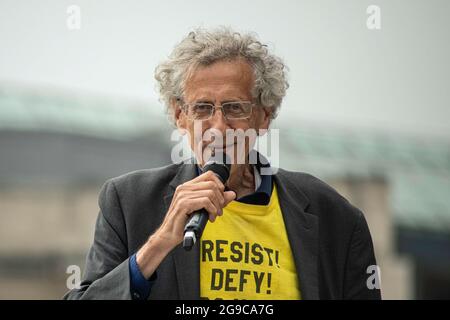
[204,141,239,152]
[208,143,236,149]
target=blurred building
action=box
[0,85,173,298]
[279,126,450,299]
[0,85,449,299]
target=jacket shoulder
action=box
[95,162,183,215]
[106,162,182,191]
[276,168,362,221]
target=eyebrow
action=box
[194,100,214,104]
[193,98,248,104]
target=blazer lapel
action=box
[163,162,201,300]
[274,169,319,300]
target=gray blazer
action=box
[63,161,381,300]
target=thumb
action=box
[224,190,236,205]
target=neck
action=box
[226,164,255,199]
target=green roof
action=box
[0,86,168,140]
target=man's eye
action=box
[226,103,244,112]
[193,104,211,112]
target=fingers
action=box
[178,173,226,212]
[160,171,234,246]
[181,189,225,216]
[224,190,237,205]
[187,190,236,222]
[190,171,225,191]
[184,181,225,206]
[187,197,220,222]
[172,171,235,227]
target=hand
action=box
[136,171,236,278]
[153,170,236,249]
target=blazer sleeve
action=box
[63,179,132,300]
[343,210,382,300]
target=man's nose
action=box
[208,107,229,133]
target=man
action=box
[64,27,381,300]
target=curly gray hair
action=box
[154,27,289,124]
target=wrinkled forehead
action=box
[183,58,255,102]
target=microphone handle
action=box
[183,208,209,250]
[183,169,228,251]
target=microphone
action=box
[183,152,231,251]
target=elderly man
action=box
[64,28,381,300]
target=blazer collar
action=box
[164,161,319,300]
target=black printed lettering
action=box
[253,271,265,293]
[244,242,250,264]
[216,240,228,262]
[211,268,223,290]
[251,243,264,265]
[202,240,214,262]
[224,269,238,291]
[239,270,251,292]
[263,247,274,266]
[230,241,243,263]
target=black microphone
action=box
[183,152,231,251]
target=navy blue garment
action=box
[129,252,157,300]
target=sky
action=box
[0,0,449,140]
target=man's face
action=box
[175,58,271,166]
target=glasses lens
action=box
[223,102,252,119]
[187,103,213,120]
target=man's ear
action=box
[257,106,273,135]
[172,99,187,134]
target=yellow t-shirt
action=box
[200,184,301,300]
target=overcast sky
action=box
[1,0,449,140]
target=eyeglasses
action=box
[180,101,254,121]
